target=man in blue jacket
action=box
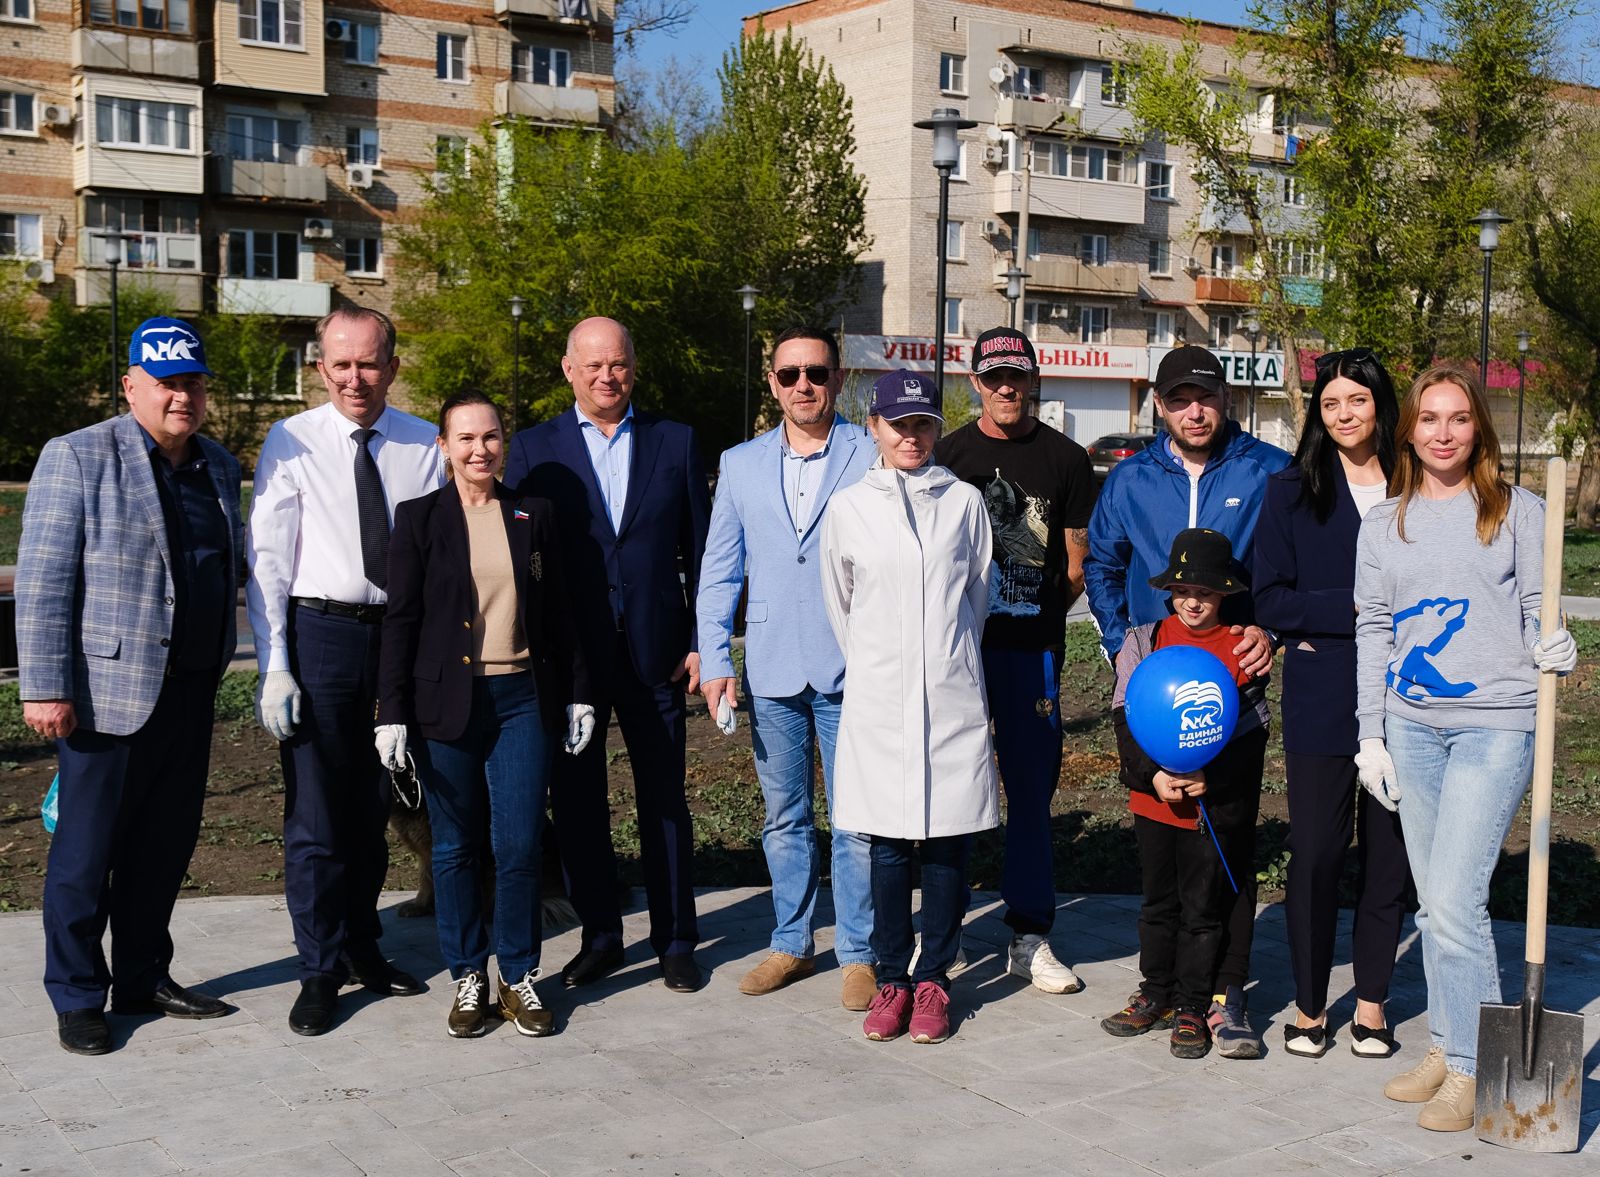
[697,326,877,1011]
[1085,344,1289,1058]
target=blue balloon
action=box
[1124,646,1239,773]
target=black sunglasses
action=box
[1315,347,1378,372]
[772,365,834,388]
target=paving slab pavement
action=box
[1,888,1597,1176]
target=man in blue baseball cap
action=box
[16,315,244,1054]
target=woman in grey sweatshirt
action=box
[1353,362,1576,1134]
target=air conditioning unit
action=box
[346,164,374,190]
[303,217,333,239]
[40,102,72,127]
[22,259,54,284]
[980,218,1001,239]
[982,144,1006,166]
[325,19,355,42]
[305,341,323,362]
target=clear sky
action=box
[625,0,1600,99]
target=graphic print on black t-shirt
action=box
[982,469,1049,617]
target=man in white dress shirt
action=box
[247,306,445,1036]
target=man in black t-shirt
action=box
[935,326,1095,995]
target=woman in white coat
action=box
[821,368,998,1046]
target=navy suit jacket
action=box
[1251,463,1367,757]
[504,407,711,690]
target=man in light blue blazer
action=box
[697,326,877,1010]
[17,317,244,1055]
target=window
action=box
[1038,143,1126,182]
[1013,65,1045,97]
[1210,314,1235,348]
[1272,238,1325,278]
[435,134,467,171]
[86,0,189,32]
[944,297,962,337]
[226,112,300,163]
[1078,234,1108,266]
[238,0,302,46]
[1,0,32,20]
[227,229,299,280]
[512,45,570,86]
[437,34,467,81]
[1147,239,1171,276]
[1079,306,1108,344]
[345,236,381,276]
[86,197,199,269]
[939,52,966,94]
[1100,63,1129,106]
[95,96,193,151]
[1272,94,1299,135]
[1210,243,1236,276]
[0,213,41,258]
[345,125,379,167]
[1026,226,1042,261]
[1146,161,1173,200]
[1023,300,1048,339]
[0,91,33,134]
[1283,175,1305,206]
[945,220,964,261]
[342,21,379,65]
[949,141,966,181]
[1146,311,1174,346]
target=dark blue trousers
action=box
[280,606,390,980]
[43,667,217,1014]
[552,630,697,958]
[982,645,1063,934]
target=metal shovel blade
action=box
[1475,998,1584,1153]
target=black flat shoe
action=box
[112,980,232,1020]
[289,976,339,1036]
[561,944,625,988]
[660,952,703,993]
[1349,1022,1397,1058]
[57,1009,111,1056]
[1283,1022,1330,1057]
[343,952,424,997]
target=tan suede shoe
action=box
[1383,1044,1447,1103]
[840,963,877,1011]
[739,952,815,995]
[1417,1070,1475,1132]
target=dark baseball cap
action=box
[870,369,943,422]
[128,316,212,378]
[972,326,1037,375]
[1153,345,1225,398]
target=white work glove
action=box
[1355,737,1401,812]
[374,724,408,772]
[565,703,596,756]
[1532,627,1578,675]
[715,696,738,736]
[255,669,302,743]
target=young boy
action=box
[1101,528,1270,1058]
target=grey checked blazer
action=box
[15,412,244,737]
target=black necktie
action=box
[352,427,389,590]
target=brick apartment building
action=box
[0,0,614,404]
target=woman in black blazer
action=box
[1252,349,1408,1059]
[375,391,592,1040]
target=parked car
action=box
[1085,433,1157,479]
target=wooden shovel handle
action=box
[1526,457,1566,968]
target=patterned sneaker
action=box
[1007,934,1084,994]
[1206,985,1262,1059]
[498,970,554,1037]
[447,971,489,1039]
[863,984,912,1041]
[1100,991,1175,1038]
[1170,1009,1211,1059]
[908,981,951,1044]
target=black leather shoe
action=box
[58,1009,112,1056]
[560,944,625,988]
[111,980,232,1020]
[289,976,339,1036]
[661,952,703,993]
[343,952,424,997]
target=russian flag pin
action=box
[514,508,529,521]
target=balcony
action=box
[1000,256,1138,296]
[77,268,204,313]
[1281,278,1323,307]
[220,277,331,317]
[72,29,201,80]
[493,0,603,24]
[1194,274,1256,305]
[213,158,328,202]
[994,97,1075,135]
[994,171,1144,225]
[493,81,601,125]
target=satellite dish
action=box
[989,64,1008,85]
[985,124,1004,143]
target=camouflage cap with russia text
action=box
[128,316,213,378]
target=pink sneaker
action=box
[862,984,912,1041]
[908,981,950,1044]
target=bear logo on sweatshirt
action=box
[1388,597,1478,700]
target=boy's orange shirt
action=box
[1127,615,1253,830]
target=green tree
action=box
[197,312,297,463]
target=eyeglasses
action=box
[1315,347,1378,372]
[389,752,423,812]
[772,365,834,387]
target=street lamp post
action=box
[1002,260,1029,331]
[104,227,124,414]
[1515,329,1532,487]
[1470,208,1509,380]
[508,295,525,434]
[736,284,759,441]
[914,107,978,394]
[1242,314,1260,435]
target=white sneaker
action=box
[1007,934,1083,994]
[908,934,968,976]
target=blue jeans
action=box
[417,673,551,982]
[870,834,973,989]
[749,689,873,964]
[982,646,1064,934]
[1386,714,1532,1076]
